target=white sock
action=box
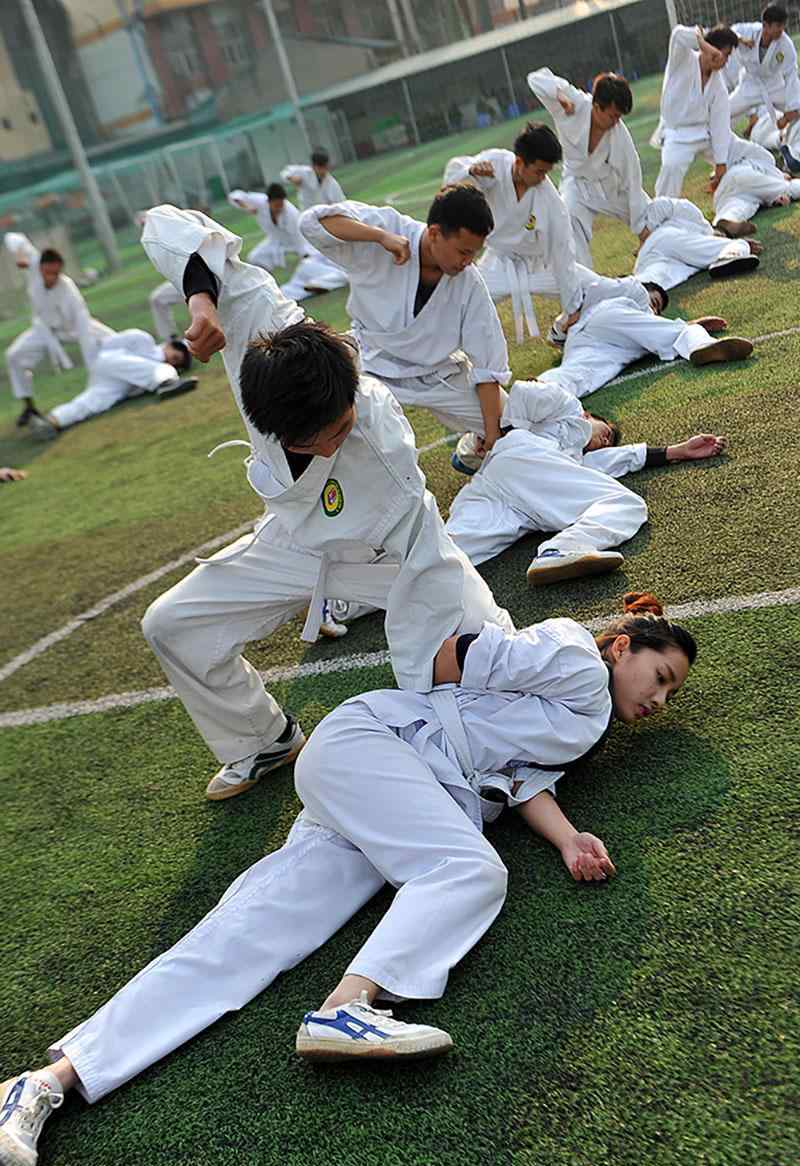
[30,1068,63,1096]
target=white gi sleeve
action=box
[617,122,649,234]
[299,201,409,275]
[507,767,560,806]
[526,67,585,121]
[668,25,702,68]
[141,205,304,399]
[780,40,800,110]
[4,232,39,265]
[61,277,96,368]
[582,442,647,478]
[460,619,605,706]
[502,379,580,430]
[460,274,511,385]
[228,190,268,214]
[541,182,583,314]
[708,82,732,165]
[101,328,158,357]
[442,152,497,190]
[280,164,307,185]
[326,175,345,203]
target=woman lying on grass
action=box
[0,592,696,1166]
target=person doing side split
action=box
[140,206,510,802]
[540,275,753,399]
[526,69,650,267]
[27,328,195,439]
[447,379,726,585]
[652,24,738,198]
[3,233,113,428]
[228,184,348,301]
[0,596,698,1166]
[299,186,511,451]
[634,195,761,289]
[443,123,588,342]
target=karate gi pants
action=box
[560,174,639,267]
[655,137,714,198]
[5,319,113,400]
[280,251,349,303]
[142,514,506,764]
[714,168,800,224]
[380,366,509,436]
[48,702,507,1104]
[537,309,716,399]
[149,281,183,342]
[446,432,647,565]
[50,351,178,429]
[636,226,751,289]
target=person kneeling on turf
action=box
[0,594,696,1166]
[447,380,726,585]
[29,328,196,439]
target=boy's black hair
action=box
[705,24,739,51]
[267,182,287,200]
[311,148,330,167]
[240,320,358,445]
[641,280,669,313]
[427,184,494,238]
[39,248,64,266]
[168,336,192,372]
[513,122,562,165]
[592,72,633,115]
[587,412,622,446]
[762,5,787,25]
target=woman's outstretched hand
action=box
[562,832,616,881]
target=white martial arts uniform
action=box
[148,281,183,342]
[713,133,800,224]
[443,148,585,341]
[539,274,722,399]
[3,233,112,400]
[279,164,345,210]
[634,196,752,288]
[727,23,800,123]
[748,104,800,153]
[527,68,650,267]
[140,206,511,764]
[227,188,348,302]
[300,200,511,434]
[48,617,612,1103]
[49,329,180,429]
[653,26,732,198]
[446,382,648,565]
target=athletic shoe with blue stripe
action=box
[296,991,453,1061]
[0,1073,62,1166]
[205,714,306,801]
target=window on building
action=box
[209,4,250,68]
[160,10,202,78]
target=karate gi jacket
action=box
[141,205,509,690]
[299,200,511,386]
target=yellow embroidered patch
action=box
[321,478,344,517]
[776,51,785,63]
[524,212,537,231]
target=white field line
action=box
[2,585,799,730]
[0,436,456,687]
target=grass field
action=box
[1,68,798,1166]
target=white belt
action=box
[300,554,399,643]
[428,688,504,826]
[498,253,539,345]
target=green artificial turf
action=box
[1,62,799,1166]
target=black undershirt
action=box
[413,279,437,317]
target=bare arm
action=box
[517,791,616,882]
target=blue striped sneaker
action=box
[205,714,306,801]
[0,1072,63,1166]
[296,991,453,1061]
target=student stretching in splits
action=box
[0,594,696,1166]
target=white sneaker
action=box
[327,600,375,625]
[0,1073,63,1166]
[451,431,484,475]
[527,548,624,586]
[296,991,453,1062]
[317,600,348,640]
[205,715,306,801]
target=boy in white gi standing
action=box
[526,69,650,267]
[28,328,195,438]
[447,378,726,585]
[634,195,761,288]
[139,206,511,802]
[299,185,511,450]
[229,183,348,300]
[653,24,739,197]
[3,233,112,428]
[281,148,344,209]
[443,122,587,343]
[728,6,800,141]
